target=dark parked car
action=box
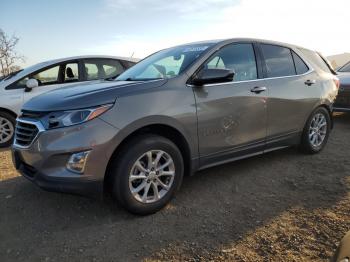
[334,61,350,112]
[12,38,339,215]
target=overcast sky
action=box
[1,0,350,67]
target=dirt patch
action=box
[0,113,349,262]
[0,149,18,181]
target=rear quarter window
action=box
[337,61,350,72]
[122,60,136,69]
[292,51,309,75]
[299,48,335,74]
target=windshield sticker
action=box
[183,46,209,53]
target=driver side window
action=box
[31,66,60,85]
[7,65,61,89]
[205,43,258,82]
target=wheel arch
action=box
[302,102,333,130]
[103,121,196,194]
[0,107,18,119]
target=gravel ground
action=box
[0,113,349,262]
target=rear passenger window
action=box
[64,62,79,83]
[205,43,258,82]
[261,44,295,78]
[292,51,309,74]
[84,63,99,80]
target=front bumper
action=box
[12,117,119,197]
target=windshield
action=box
[116,43,214,81]
[338,61,350,72]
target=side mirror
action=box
[25,79,39,92]
[192,68,235,86]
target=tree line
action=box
[0,28,24,78]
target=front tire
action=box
[300,107,331,154]
[0,111,16,148]
[110,134,184,215]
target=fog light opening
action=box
[66,151,91,174]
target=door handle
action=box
[250,86,267,94]
[305,79,316,86]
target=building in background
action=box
[327,53,350,69]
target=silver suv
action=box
[12,38,339,215]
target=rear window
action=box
[338,61,350,72]
[299,48,335,74]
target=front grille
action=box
[21,110,46,119]
[15,121,39,147]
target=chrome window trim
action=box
[13,118,45,149]
[187,68,315,88]
[186,42,315,88]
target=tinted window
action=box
[338,61,350,72]
[205,43,258,82]
[299,48,333,73]
[292,51,309,74]
[261,44,295,77]
[207,56,225,69]
[64,62,79,83]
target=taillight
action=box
[333,78,340,90]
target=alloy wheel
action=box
[309,113,327,147]
[129,150,175,204]
[0,117,14,144]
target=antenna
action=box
[130,52,135,58]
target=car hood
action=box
[23,79,167,112]
[337,72,350,86]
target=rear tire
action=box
[110,134,184,215]
[0,111,16,148]
[300,107,331,154]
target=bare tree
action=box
[0,28,25,77]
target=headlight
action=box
[42,104,113,129]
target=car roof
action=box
[38,55,140,66]
[181,37,308,50]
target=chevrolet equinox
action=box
[12,39,339,215]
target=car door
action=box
[23,61,81,104]
[192,42,267,167]
[259,44,319,147]
[2,79,25,115]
